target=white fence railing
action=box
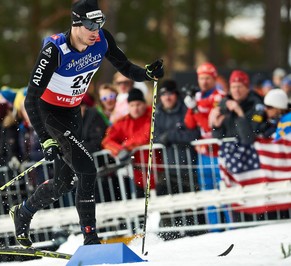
[0,138,290,247]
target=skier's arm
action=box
[103,29,163,81]
[24,42,60,142]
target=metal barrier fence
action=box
[0,138,291,248]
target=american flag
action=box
[218,138,291,213]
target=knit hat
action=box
[197,62,218,78]
[0,88,16,104]
[72,0,105,30]
[127,88,145,103]
[229,70,250,87]
[281,76,291,86]
[264,89,288,110]
[159,79,179,95]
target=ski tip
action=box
[218,244,234,257]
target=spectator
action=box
[0,88,21,170]
[111,72,134,122]
[18,92,45,186]
[81,93,107,153]
[280,75,291,108]
[272,68,286,89]
[153,79,200,195]
[184,62,225,138]
[102,88,154,197]
[261,80,274,97]
[210,70,264,144]
[96,83,118,125]
[184,62,228,229]
[251,73,266,98]
[263,89,289,139]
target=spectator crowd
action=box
[0,64,290,231]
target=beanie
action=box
[281,76,291,86]
[127,88,145,103]
[264,89,288,110]
[72,0,105,29]
[197,62,218,78]
[159,79,179,95]
[0,88,16,104]
[229,70,250,87]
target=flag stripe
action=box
[218,137,291,213]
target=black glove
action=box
[117,149,131,162]
[145,59,164,81]
[41,138,61,161]
[159,132,170,146]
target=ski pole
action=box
[141,80,158,255]
[0,158,46,191]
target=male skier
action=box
[10,0,163,247]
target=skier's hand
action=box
[41,138,62,161]
[184,95,196,109]
[145,59,164,81]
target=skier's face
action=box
[78,26,100,46]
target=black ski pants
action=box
[26,101,97,227]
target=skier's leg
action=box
[10,157,76,247]
[44,112,100,245]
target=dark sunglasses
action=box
[100,93,117,102]
[72,11,106,32]
[82,17,105,31]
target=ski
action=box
[0,247,72,260]
[218,244,234,256]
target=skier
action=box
[9,0,164,247]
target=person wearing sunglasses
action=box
[96,83,118,125]
[10,0,164,248]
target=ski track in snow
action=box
[1,222,291,266]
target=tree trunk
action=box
[208,0,218,64]
[264,0,282,69]
[164,1,175,75]
[282,0,291,69]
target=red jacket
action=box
[185,88,225,156]
[102,106,159,188]
[102,106,152,156]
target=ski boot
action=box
[9,203,34,247]
[81,226,101,245]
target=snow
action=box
[2,222,291,266]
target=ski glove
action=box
[145,59,164,81]
[41,138,61,161]
[184,95,196,109]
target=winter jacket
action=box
[102,106,158,189]
[154,98,200,168]
[82,106,108,154]
[212,91,265,145]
